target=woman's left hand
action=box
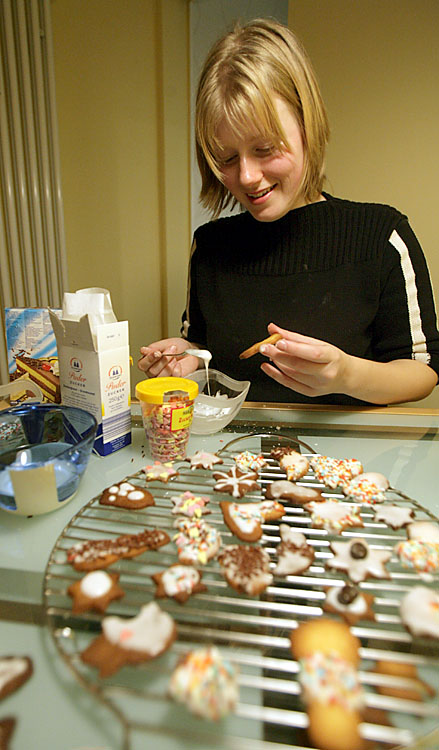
[259,323,351,398]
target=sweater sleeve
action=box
[373,216,439,377]
[180,236,207,346]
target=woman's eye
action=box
[256,145,275,155]
[220,154,237,166]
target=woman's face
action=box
[216,96,309,222]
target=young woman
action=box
[138,18,439,405]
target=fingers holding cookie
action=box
[239,333,282,359]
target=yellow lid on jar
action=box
[136,377,198,404]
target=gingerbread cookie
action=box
[173,517,221,565]
[305,500,363,533]
[233,450,267,473]
[372,660,435,702]
[373,504,414,530]
[400,586,439,639]
[185,450,223,471]
[220,499,285,542]
[343,472,389,504]
[171,490,211,517]
[152,564,207,603]
[266,480,323,504]
[327,538,391,583]
[99,480,155,510]
[273,524,314,576]
[212,466,260,498]
[310,455,363,489]
[81,601,177,678]
[323,584,375,625]
[0,657,33,701]
[217,544,273,595]
[271,446,309,481]
[143,461,178,482]
[239,332,282,359]
[0,718,15,750]
[67,528,170,571]
[67,570,125,613]
[169,646,238,720]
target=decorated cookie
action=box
[266,480,323,504]
[323,584,375,625]
[372,660,435,702]
[169,646,238,720]
[310,455,363,490]
[99,480,155,510]
[220,499,285,542]
[171,490,211,517]
[233,450,267,473]
[81,601,177,678]
[152,564,207,603]
[0,657,33,701]
[273,524,315,576]
[395,541,439,574]
[0,718,15,750]
[400,586,439,639]
[271,446,309,480]
[217,544,273,595]
[327,538,392,583]
[185,450,223,471]
[212,466,260,498]
[67,528,170,571]
[407,521,439,543]
[373,504,414,530]
[305,500,364,533]
[343,472,389,504]
[67,570,125,613]
[143,461,178,482]
[173,517,221,565]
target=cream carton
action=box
[49,289,131,456]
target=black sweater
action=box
[182,194,439,405]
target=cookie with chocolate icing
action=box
[67,528,170,571]
[270,446,309,480]
[217,544,273,595]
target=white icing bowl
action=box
[186,369,250,434]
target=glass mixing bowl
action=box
[186,369,250,434]
[0,403,97,515]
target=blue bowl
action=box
[0,404,97,515]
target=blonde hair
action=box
[195,18,330,218]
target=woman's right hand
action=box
[137,337,200,379]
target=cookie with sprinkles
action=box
[212,466,260,498]
[323,584,375,625]
[152,564,207,603]
[143,461,178,482]
[373,504,414,530]
[266,479,323,504]
[233,450,267,473]
[327,538,391,583]
[185,450,223,471]
[217,544,273,595]
[343,472,389,504]
[220,499,285,542]
[173,517,221,565]
[270,446,309,481]
[395,521,439,574]
[305,500,364,533]
[67,528,170,571]
[171,490,211,517]
[310,455,363,489]
[99,480,155,509]
[169,646,238,720]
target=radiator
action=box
[0,0,68,384]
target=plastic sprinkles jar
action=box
[136,378,199,461]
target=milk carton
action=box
[49,289,131,456]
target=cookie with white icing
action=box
[327,538,391,583]
[396,521,439,573]
[220,499,285,542]
[173,517,221,565]
[81,601,177,677]
[185,450,223,471]
[265,480,323,504]
[99,480,155,509]
[310,455,363,489]
[271,446,309,480]
[407,521,439,543]
[217,544,273,595]
[67,528,170,571]
[233,450,267,473]
[169,646,238,720]
[171,490,211,517]
[143,461,178,482]
[373,504,414,530]
[0,657,33,701]
[305,500,364,533]
[212,466,260,498]
[400,586,439,639]
[273,524,314,576]
[323,584,375,625]
[343,472,389,504]
[152,564,207,603]
[67,570,125,613]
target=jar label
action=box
[170,404,193,431]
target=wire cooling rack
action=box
[43,432,439,750]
